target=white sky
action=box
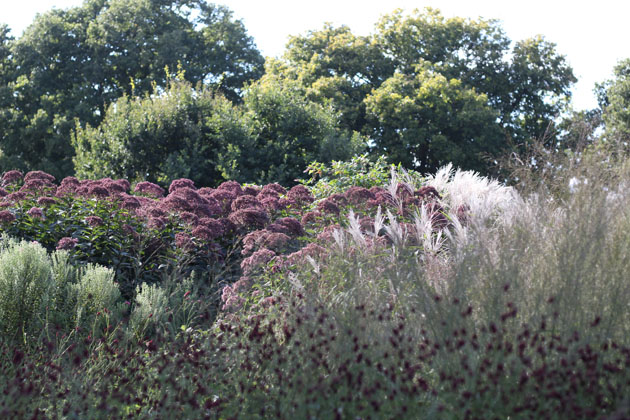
[3,0,630,111]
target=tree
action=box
[273,8,576,174]
[0,0,264,178]
[73,76,249,186]
[271,24,394,134]
[222,74,365,186]
[600,59,630,142]
[365,65,503,173]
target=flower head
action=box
[0,210,16,223]
[56,237,78,250]
[27,207,45,219]
[1,170,23,185]
[134,181,165,198]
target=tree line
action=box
[1,0,628,186]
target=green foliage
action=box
[0,0,263,178]
[600,58,630,143]
[129,283,169,338]
[0,239,53,342]
[72,264,121,330]
[300,153,414,199]
[365,65,504,173]
[73,76,248,186]
[129,277,201,340]
[223,74,366,185]
[272,7,576,175]
[73,72,365,187]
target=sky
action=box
[3,0,630,111]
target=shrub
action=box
[72,264,122,332]
[0,239,53,342]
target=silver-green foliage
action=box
[0,239,53,340]
[72,264,121,329]
[129,282,169,338]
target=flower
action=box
[178,211,199,225]
[147,216,168,230]
[191,225,220,241]
[24,170,55,184]
[37,197,57,206]
[0,210,16,223]
[240,248,276,275]
[231,195,262,212]
[85,216,104,227]
[287,185,314,204]
[228,208,269,230]
[1,170,23,185]
[56,237,78,250]
[20,178,56,194]
[168,178,195,194]
[134,181,165,198]
[242,186,260,196]
[267,217,304,237]
[27,207,45,219]
[175,232,194,250]
[87,184,110,198]
[317,199,340,215]
[345,186,375,205]
[217,180,243,196]
[261,183,286,195]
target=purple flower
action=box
[147,216,168,230]
[301,211,322,226]
[284,243,328,266]
[20,178,56,194]
[287,185,314,204]
[4,192,26,203]
[242,230,267,256]
[175,232,194,250]
[317,198,340,215]
[0,210,16,223]
[196,218,225,238]
[168,178,195,194]
[87,184,110,198]
[259,196,283,212]
[242,186,260,196]
[160,194,194,213]
[268,217,304,237]
[228,208,269,230]
[345,186,375,205]
[85,216,104,227]
[56,177,81,196]
[37,197,57,206]
[178,211,199,225]
[261,183,286,195]
[24,170,55,184]
[56,237,78,250]
[262,232,290,252]
[0,188,7,197]
[27,207,44,219]
[209,190,237,215]
[193,201,222,218]
[240,248,276,275]
[134,181,165,198]
[231,195,262,212]
[1,170,23,185]
[197,187,216,199]
[191,225,220,241]
[217,180,243,196]
[120,193,142,210]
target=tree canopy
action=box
[270,7,576,174]
[0,0,264,178]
